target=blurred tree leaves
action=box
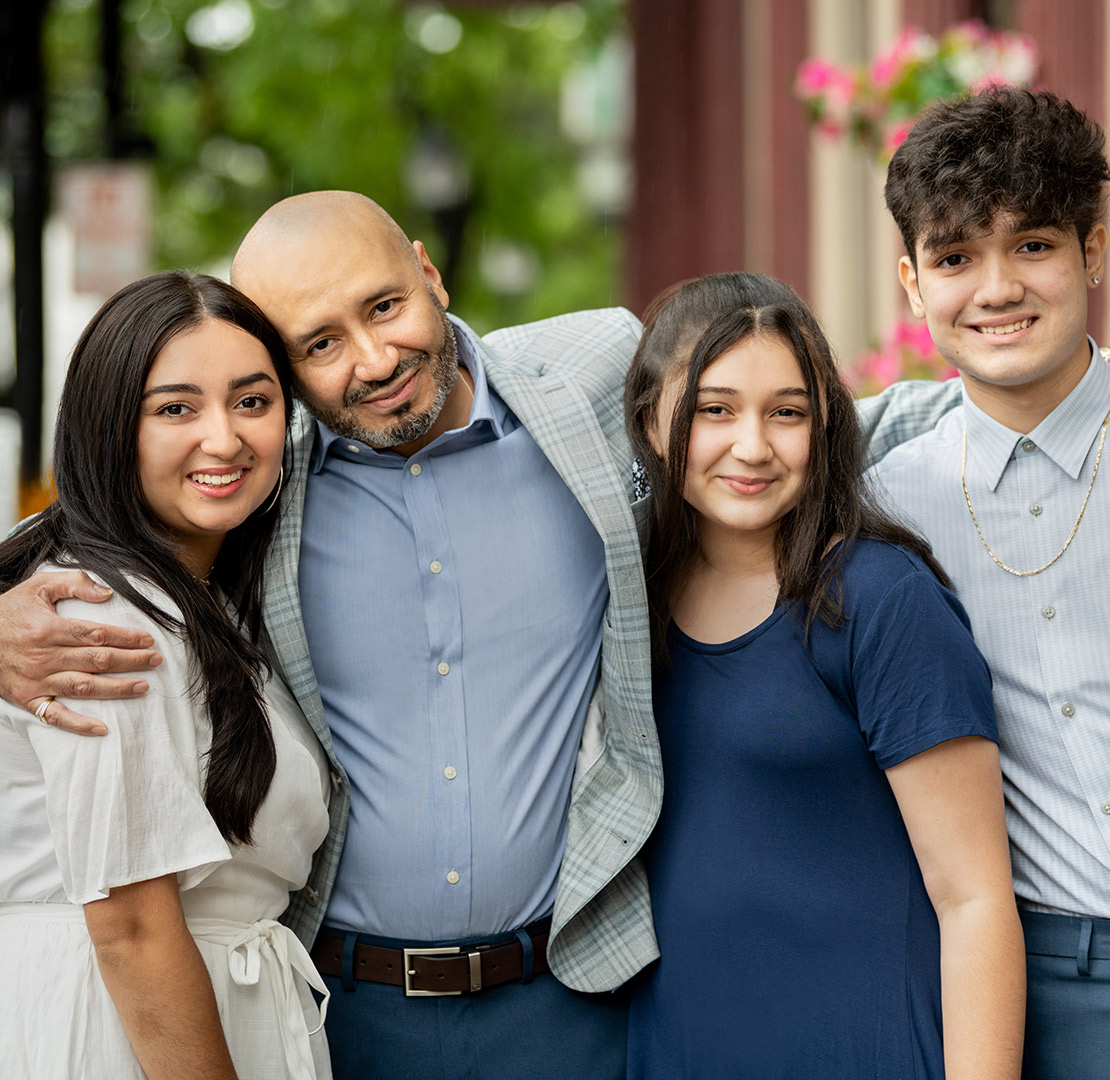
[42,0,627,331]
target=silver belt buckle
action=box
[403,945,463,997]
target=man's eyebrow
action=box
[921,231,965,254]
[142,372,276,399]
[922,218,1063,254]
[290,286,405,350]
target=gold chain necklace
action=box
[961,406,1110,576]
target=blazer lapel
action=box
[263,409,333,749]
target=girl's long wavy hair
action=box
[625,271,950,659]
[0,271,295,844]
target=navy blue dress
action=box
[627,541,999,1079]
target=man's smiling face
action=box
[900,212,1107,427]
[232,194,471,457]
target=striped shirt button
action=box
[1061,703,1076,718]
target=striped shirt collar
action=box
[963,339,1110,491]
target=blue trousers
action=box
[1021,909,1110,1080]
[320,925,629,1080]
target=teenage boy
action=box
[872,87,1110,1079]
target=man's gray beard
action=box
[303,311,459,449]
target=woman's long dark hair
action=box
[0,271,294,844]
[625,271,950,658]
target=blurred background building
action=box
[1,0,1106,530]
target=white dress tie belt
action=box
[0,903,330,1079]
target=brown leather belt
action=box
[310,928,551,997]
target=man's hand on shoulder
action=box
[0,570,162,736]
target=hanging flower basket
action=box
[795,20,1039,163]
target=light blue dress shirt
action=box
[297,320,609,940]
[871,344,1110,917]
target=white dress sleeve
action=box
[19,576,231,904]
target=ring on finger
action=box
[34,697,55,724]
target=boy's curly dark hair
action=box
[885,87,1109,265]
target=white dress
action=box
[0,574,332,1080]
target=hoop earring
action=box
[254,466,284,517]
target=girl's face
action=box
[136,317,286,578]
[653,332,812,545]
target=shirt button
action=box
[443,765,457,780]
[1102,803,1110,816]
[303,885,319,907]
[1022,439,1037,453]
[330,771,343,792]
[1030,503,1043,516]
[1042,605,1056,619]
[1062,703,1076,718]
[429,560,443,574]
[347,444,360,453]
[437,661,450,676]
[446,870,460,885]
[409,462,422,476]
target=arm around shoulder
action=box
[856,377,962,467]
[0,569,161,734]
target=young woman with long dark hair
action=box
[623,272,1025,1078]
[0,272,331,1079]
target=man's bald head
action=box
[231,191,418,296]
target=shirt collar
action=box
[309,315,508,472]
[963,338,1110,491]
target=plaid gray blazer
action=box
[269,308,663,993]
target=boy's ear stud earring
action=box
[1094,276,1101,285]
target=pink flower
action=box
[871,28,930,89]
[890,319,935,357]
[870,51,902,91]
[881,119,915,159]
[854,348,904,388]
[795,58,842,97]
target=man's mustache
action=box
[343,352,427,407]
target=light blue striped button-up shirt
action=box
[870,345,1110,917]
[298,320,608,940]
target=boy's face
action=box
[899,212,1107,429]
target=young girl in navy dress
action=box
[624,272,1024,1079]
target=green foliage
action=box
[43,0,627,331]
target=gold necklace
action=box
[961,406,1110,576]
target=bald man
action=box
[2,192,661,1079]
